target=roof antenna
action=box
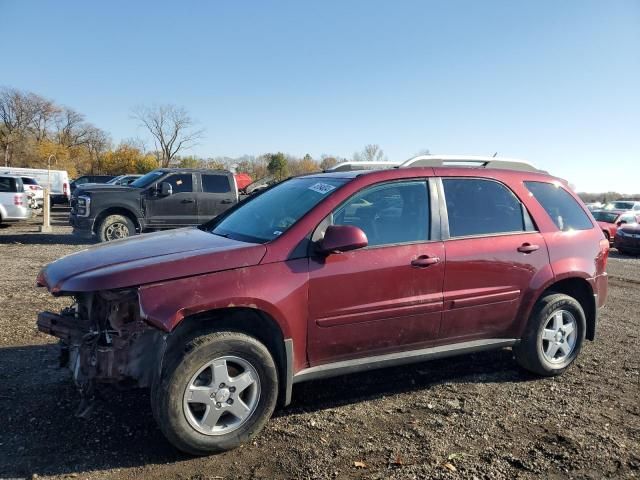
[492,152,498,158]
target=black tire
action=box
[152,331,278,455]
[617,248,627,255]
[514,293,586,376]
[97,214,135,242]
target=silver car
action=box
[0,175,32,224]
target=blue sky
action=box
[2,0,639,192]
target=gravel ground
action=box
[1,209,639,479]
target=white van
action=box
[0,167,70,205]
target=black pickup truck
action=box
[69,168,239,242]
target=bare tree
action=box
[30,95,60,142]
[0,87,40,166]
[55,108,92,147]
[353,144,386,163]
[414,148,431,156]
[132,104,204,167]
[85,126,111,173]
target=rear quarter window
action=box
[524,181,593,231]
[0,177,15,192]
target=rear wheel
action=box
[152,331,278,455]
[514,293,586,376]
[97,214,135,242]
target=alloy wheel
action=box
[183,356,261,436]
[105,222,130,240]
[540,309,578,363]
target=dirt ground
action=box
[1,208,639,479]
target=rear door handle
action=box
[411,255,441,268]
[181,198,195,204]
[517,243,539,253]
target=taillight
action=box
[63,182,68,195]
[14,194,23,206]
[598,238,609,272]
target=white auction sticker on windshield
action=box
[308,182,336,194]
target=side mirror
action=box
[617,220,626,227]
[319,225,368,254]
[160,182,173,196]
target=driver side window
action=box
[326,180,430,247]
[164,174,193,194]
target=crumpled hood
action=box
[38,227,267,294]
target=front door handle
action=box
[220,199,234,204]
[411,255,441,268]
[181,198,195,204]
[517,243,539,253]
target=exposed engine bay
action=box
[37,289,165,415]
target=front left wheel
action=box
[152,331,278,455]
[97,214,135,242]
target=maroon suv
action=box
[37,158,609,455]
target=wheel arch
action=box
[163,306,291,407]
[536,277,596,341]
[93,206,140,234]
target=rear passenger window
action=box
[443,178,533,237]
[202,174,231,193]
[524,181,593,231]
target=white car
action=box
[20,176,44,207]
[0,175,32,224]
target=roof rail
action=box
[324,161,401,172]
[400,155,543,173]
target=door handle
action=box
[411,255,441,268]
[517,243,539,253]
[220,199,234,204]
[181,199,195,204]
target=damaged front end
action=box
[37,289,165,415]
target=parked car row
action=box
[2,167,71,205]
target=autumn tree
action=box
[319,155,338,170]
[102,143,157,174]
[235,156,268,180]
[132,104,204,167]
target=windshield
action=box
[604,201,634,210]
[211,177,346,243]
[592,211,619,223]
[130,170,164,188]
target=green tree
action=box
[266,152,289,180]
